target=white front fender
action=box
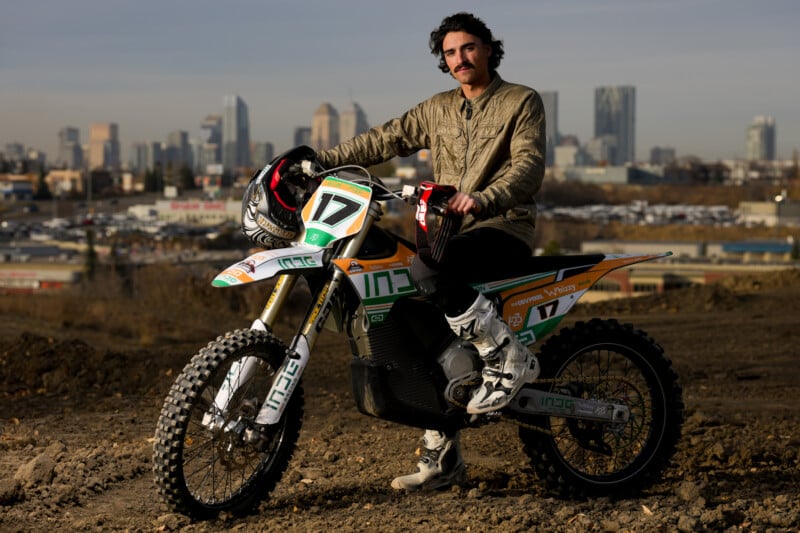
[212,245,325,287]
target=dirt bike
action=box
[153,149,684,518]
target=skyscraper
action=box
[539,91,558,167]
[57,127,82,169]
[165,130,191,170]
[339,102,369,142]
[130,142,149,174]
[201,114,222,165]
[251,142,275,169]
[88,123,120,171]
[222,95,251,172]
[746,115,776,161]
[294,127,311,147]
[594,86,636,165]
[310,103,339,151]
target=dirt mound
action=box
[1,265,799,531]
[0,332,164,399]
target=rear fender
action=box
[490,252,672,345]
[212,245,325,287]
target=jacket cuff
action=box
[470,193,489,219]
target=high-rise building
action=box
[149,141,164,171]
[251,142,275,169]
[539,91,558,167]
[130,142,149,174]
[310,103,339,151]
[594,86,635,165]
[165,130,191,170]
[201,114,222,165]
[88,123,120,171]
[339,102,369,143]
[746,115,776,161]
[57,127,82,169]
[294,127,312,147]
[222,95,251,172]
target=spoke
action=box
[548,347,654,478]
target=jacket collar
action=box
[456,74,504,113]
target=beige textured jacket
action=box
[317,75,546,251]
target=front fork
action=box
[201,274,299,431]
[202,271,343,431]
[206,201,382,431]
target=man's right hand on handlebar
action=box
[447,192,481,216]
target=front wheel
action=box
[519,318,683,498]
[153,328,303,518]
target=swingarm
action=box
[510,388,631,425]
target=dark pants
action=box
[410,228,532,317]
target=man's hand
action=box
[447,192,481,215]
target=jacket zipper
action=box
[460,100,472,191]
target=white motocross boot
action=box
[390,430,466,491]
[446,293,540,414]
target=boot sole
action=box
[392,464,467,492]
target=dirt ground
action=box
[1,267,799,532]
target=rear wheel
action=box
[153,328,303,518]
[519,318,683,498]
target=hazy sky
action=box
[1,0,798,163]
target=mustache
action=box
[455,62,474,72]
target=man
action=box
[316,12,546,491]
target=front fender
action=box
[212,245,326,287]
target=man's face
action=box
[442,31,492,88]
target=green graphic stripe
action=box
[326,175,372,193]
[532,315,565,339]
[212,275,237,287]
[303,227,335,247]
[472,271,556,293]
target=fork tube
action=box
[258,273,299,329]
[254,201,383,425]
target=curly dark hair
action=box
[429,12,504,75]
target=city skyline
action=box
[1,1,798,162]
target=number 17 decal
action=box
[310,192,361,227]
[537,300,558,320]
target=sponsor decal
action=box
[543,284,576,298]
[256,214,295,239]
[508,312,524,329]
[510,293,544,308]
[415,199,428,228]
[348,260,363,273]
[540,395,575,410]
[264,358,301,410]
[362,269,415,299]
[277,255,318,270]
[238,260,256,274]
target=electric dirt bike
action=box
[153,150,684,518]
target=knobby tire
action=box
[152,328,304,518]
[519,318,684,498]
